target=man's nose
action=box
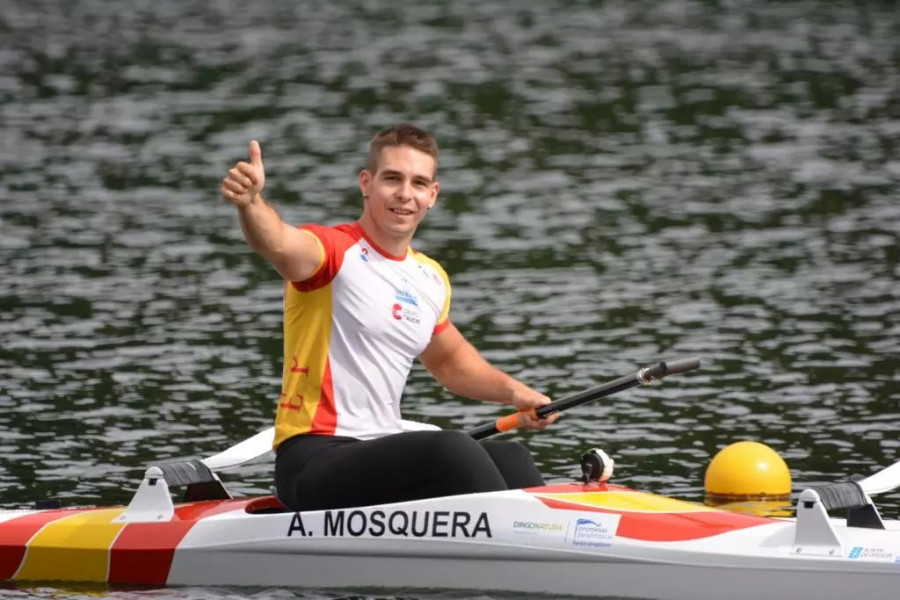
[396,180,413,200]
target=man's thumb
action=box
[249,140,263,167]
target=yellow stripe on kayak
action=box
[15,508,126,582]
[536,491,714,513]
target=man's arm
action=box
[221,140,322,282]
[419,323,557,430]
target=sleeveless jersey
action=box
[273,221,452,447]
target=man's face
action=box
[359,145,439,243]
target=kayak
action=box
[2,359,896,599]
[1,448,898,600]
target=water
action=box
[1,0,898,598]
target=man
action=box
[220,124,557,511]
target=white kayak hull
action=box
[2,480,897,600]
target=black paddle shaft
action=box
[468,357,701,440]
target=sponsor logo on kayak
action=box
[568,516,618,548]
[848,546,893,561]
[512,520,565,535]
[287,510,492,539]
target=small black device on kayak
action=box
[581,448,614,484]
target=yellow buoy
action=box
[704,441,791,509]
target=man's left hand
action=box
[510,383,559,431]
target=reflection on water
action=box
[705,498,795,518]
[1,0,898,598]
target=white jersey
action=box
[273,221,451,447]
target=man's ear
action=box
[358,169,371,197]
[430,181,440,208]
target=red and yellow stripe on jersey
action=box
[273,221,452,448]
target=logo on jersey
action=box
[394,280,419,307]
[391,297,422,325]
[391,302,421,324]
[417,263,443,286]
[359,247,370,262]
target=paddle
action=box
[203,358,699,469]
[202,356,900,502]
[203,427,276,471]
[467,357,702,440]
[858,460,900,497]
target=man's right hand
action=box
[221,140,266,208]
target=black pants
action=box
[275,430,545,511]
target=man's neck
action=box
[356,218,412,258]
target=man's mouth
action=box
[390,207,414,216]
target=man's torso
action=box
[274,222,451,446]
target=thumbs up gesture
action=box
[221,140,266,208]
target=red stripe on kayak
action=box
[528,483,643,494]
[109,499,257,585]
[536,492,773,541]
[0,508,94,579]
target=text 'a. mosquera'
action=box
[287,509,493,539]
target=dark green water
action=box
[1,0,898,598]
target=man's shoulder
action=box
[300,221,360,238]
[410,248,445,269]
[409,250,451,288]
[299,221,364,250]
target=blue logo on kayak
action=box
[570,517,616,548]
[847,546,892,560]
